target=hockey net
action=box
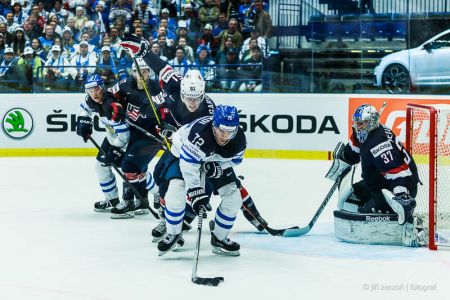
[406,103,450,250]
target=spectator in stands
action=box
[74,32,97,54]
[92,1,108,40]
[11,27,26,56]
[196,23,219,58]
[212,12,227,37]
[31,37,46,60]
[157,35,175,59]
[66,17,80,41]
[0,47,18,83]
[39,24,58,56]
[179,4,201,41]
[225,0,240,21]
[158,19,177,40]
[109,0,133,33]
[217,47,240,92]
[5,12,19,34]
[175,20,195,49]
[61,26,75,59]
[69,40,98,90]
[0,0,12,17]
[96,46,118,85]
[199,0,220,29]
[24,16,42,41]
[217,18,243,50]
[79,21,100,48]
[51,0,69,26]
[360,0,375,14]
[238,45,263,92]
[0,32,5,61]
[0,21,12,45]
[240,30,268,59]
[74,6,88,31]
[193,45,216,88]
[17,46,43,90]
[134,0,157,33]
[134,26,144,38]
[216,36,234,60]
[177,37,194,62]
[151,41,167,61]
[12,2,29,26]
[168,46,191,76]
[43,44,70,83]
[34,2,49,22]
[252,0,272,38]
[159,8,178,33]
[100,36,118,62]
[238,0,254,39]
[48,14,64,36]
[153,25,176,43]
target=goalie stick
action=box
[89,137,160,219]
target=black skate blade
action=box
[192,276,224,287]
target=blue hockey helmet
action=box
[352,104,379,143]
[212,105,239,145]
[85,74,104,91]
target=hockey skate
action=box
[111,199,135,219]
[157,233,184,256]
[94,198,119,212]
[211,232,240,256]
[209,221,240,256]
[134,197,150,216]
[151,220,166,242]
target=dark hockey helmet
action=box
[352,104,379,143]
[212,105,239,145]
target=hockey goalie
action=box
[327,104,427,247]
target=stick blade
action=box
[192,276,224,287]
[282,226,310,237]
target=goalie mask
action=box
[180,69,205,112]
[352,104,380,143]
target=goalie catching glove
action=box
[119,34,151,57]
[326,142,351,182]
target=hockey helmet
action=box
[212,105,239,145]
[352,104,380,143]
[180,69,205,111]
[132,57,150,71]
[85,74,104,91]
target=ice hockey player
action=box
[155,105,246,256]
[119,34,267,239]
[108,58,164,219]
[76,74,129,212]
[326,103,425,247]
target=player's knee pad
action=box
[165,179,186,211]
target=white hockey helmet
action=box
[180,69,205,109]
[132,57,150,71]
[352,104,380,143]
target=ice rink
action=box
[1,156,449,300]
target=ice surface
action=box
[1,157,449,300]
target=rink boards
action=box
[1,93,449,159]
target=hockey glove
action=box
[103,146,124,166]
[119,34,150,57]
[76,116,93,142]
[187,187,210,215]
[204,162,223,178]
[156,121,177,141]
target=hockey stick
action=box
[131,55,171,150]
[241,205,300,237]
[191,206,224,287]
[124,119,167,149]
[89,136,160,219]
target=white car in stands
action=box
[374,28,450,93]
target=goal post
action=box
[406,103,450,250]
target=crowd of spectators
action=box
[0,0,272,92]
